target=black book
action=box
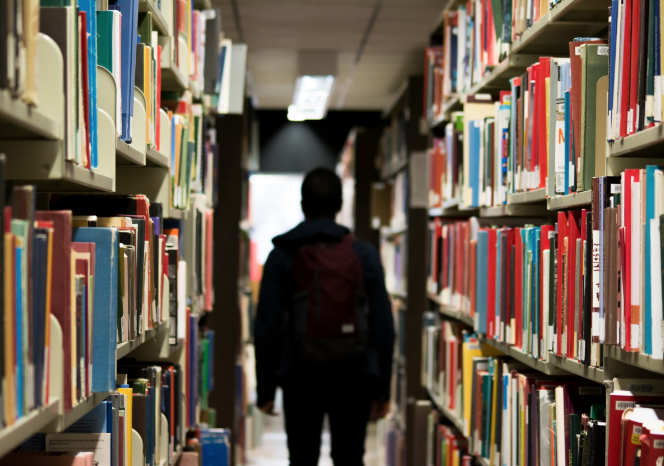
[581,211,593,365]
[32,230,48,408]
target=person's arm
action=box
[254,248,289,410]
[360,244,395,401]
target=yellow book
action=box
[461,337,503,438]
[117,386,133,466]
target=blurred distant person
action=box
[255,167,395,466]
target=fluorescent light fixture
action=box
[288,75,335,121]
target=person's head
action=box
[301,167,343,220]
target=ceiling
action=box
[212,0,443,111]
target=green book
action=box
[129,378,149,395]
[137,12,154,48]
[590,403,606,420]
[579,429,589,466]
[97,11,114,73]
[481,371,492,458]
[580,43,609,192]
[41,0,70,5]
[201,338,209,409]
[569,413,581,466]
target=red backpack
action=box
[291,234,369,366]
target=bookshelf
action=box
[138,0,171,36]
[0,1,242,465]
[415,1,664,464]
[0,89,62,141]
[116,138,147,166]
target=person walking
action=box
[254,167,395,466]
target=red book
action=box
[72,242,95,398]
[35,211,73,411]
[578,209,587,360]
[538,58,553,189]
[619,225,629,349]
[487,229,497,339]
[567,211,581,357]
[78,12,91,168]
[514,228,523,349]
[629,0,641,135]
[642,427,664,466]
[569,40,609,174]
[623,169,640,350]
[620,0,633,138]
[556,212,568,356]
[608,393,664,466]
[505,228,515,343]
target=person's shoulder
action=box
[351,238,381,266]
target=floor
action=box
[245,391,383,466]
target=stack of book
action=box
[607,0,664,139]
[423,318,610,466]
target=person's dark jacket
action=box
[254,218,395,408]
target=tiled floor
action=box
[245,392,383,466]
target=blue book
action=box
[520,229,528,341]
[608,0,619,141]
[73,228,118,393]
[645,166,664,354]
[469,120,482,207]
[477,230,489,334]
[109,0,138,142]
[200,429,231,466]
[65,400,111,433]
[206,329,215,392]
[564,91,571,195]
[12,219,29,417]
[534,228,541,356]
[78,0,98,168]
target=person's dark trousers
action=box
[281,370,374,466]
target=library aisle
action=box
[7,0,664,465]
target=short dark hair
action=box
[301,167,343,218]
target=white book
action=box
[651,219,664,359]
[555,386,567,466]
[543,249,550,358]
[539,386,557,466]
[112,10,122,135]
[631,177,641,350]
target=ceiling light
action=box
[288,75,335,121]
